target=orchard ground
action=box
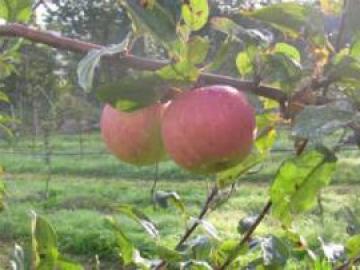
[0,132,359,268]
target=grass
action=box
[0,132,359,268]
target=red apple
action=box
[161,85,256,174]
[100,103,167,166]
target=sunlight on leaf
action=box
[270,147,337,225]
[182,0,209,31]
[346,234,360,259]
[245,3,309,38]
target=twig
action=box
[0,23,287,103]
[155,185,219,269]
[219,200,272,270]
[176,186,219,249]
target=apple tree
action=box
[1,0,360,269]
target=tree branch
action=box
[219,200,272,270]
[155,186,219,269]
[335,0,348,52]
[0,23,287,103]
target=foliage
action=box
[1,0,360,269]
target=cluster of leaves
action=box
[75,0,360,268]
[0,0,32,213]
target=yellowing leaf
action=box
[182,0,209,31]
[319,0,342,15]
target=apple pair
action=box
[100,85,256,174]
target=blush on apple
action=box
[161,85,256,174]
[100,103,167,166]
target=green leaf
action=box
[56,256,84,270]
[182,0,209,31]
[0,91,9,103]
[260,236,289,268]
[236,50,254,77]
[0,2,7,20]
[154,191,186,215]
[270,147,337,225]
[293,103,356,140]
[115,204,159,238]
[238,215,258,234]
[313,260,333,270]
[32,212,80,270]
[0,0,32,22]
[119,0,178,45]
[189,218,220,241]
[350,38,360,59]
[211,239,248,267]
[105,217,135,265]
[216,122,277,188]
[245,3,309,38]
[31,213,59,269]
[171,36,210,64]
[157,60,200,82]
[77,36,130,92]
[156,245,184,262]
[187,36,210,64]
[273,43,301,62]
[264,52,302,91]
[206,37,235,72]
[96,71,167,112]
[216,154,262,189]
[329,54,360,87]
[182,236,212,261]
[180,260,213,270]
[319,0,342,15]
[210,17,271,45]
[346,234,360,259]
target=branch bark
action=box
[155,186,219,270]
[219,200,272,270]
[335,0,349,52]
[0,23,287,103]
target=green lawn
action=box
[0,133,359,268]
